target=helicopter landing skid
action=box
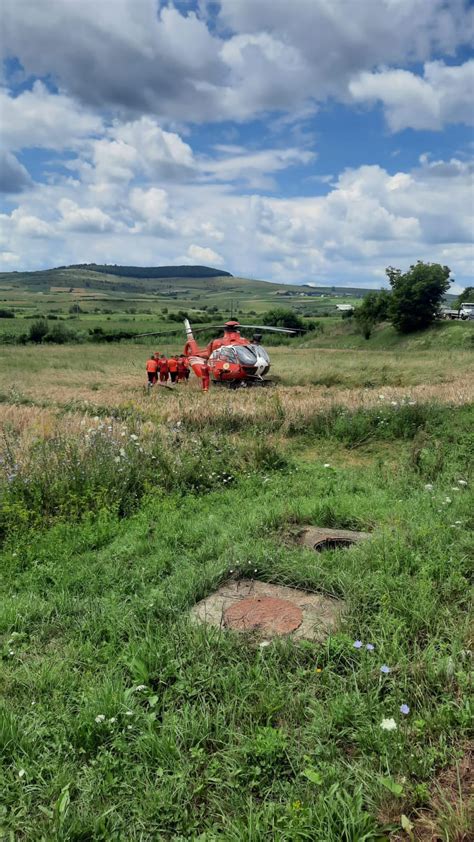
[213,378,274,389]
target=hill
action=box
[64,263,233,279]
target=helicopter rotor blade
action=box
[236,324,302,334]
[134,328,183,337]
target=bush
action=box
[28,319,49,343]
[44,323,77,344]
[0,308,15,318]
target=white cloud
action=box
[58,199,118,233]
[2,0,473,123]
[0,81,102,150]
[350,60,474,131]
[3,152,472,286]
[186,244,224,265]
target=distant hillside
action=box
[64,264,232,279]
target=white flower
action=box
[445,497,452,504]
[135,684,147,691]
[323,463,331,468]
[114,456,120,463]
[125,710,134,716]
[391,401,398,406]
[455,520,462,525]
[95,714,105,723]
[127,724,133,730]
[378,395,385,399]
[424,483,433,491]
[108,717,116,724]
[380,717,397,731]
[18,769,26,778]
[457,479,467,486]
[119,448,126,457]
[259,640,271,648]
[8,649,14,656]
[130,434,138,441]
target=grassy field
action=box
[1,313,473,839]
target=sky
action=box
[0,0,473,289]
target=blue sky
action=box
[1,0,473,288]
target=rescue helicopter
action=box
[137,318,299,388]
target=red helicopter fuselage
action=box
[184,320,271,386]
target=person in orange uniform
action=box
[158,355,169,383]
[176,355,187,382]
[168,355,178,383]
[146,355,158,386]
[201,360,210,392]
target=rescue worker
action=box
[184,356,191,382]
[201,360,210,392]
[177,355,187,383]
[168,355,178,383]
[146,354,158,386]
[158,355,169,383]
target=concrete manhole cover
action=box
[224,596,303,634]
[299,527,370,551]
[190,579,344,642]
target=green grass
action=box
[1,403,472,839]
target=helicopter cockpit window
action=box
[235,346,258,365]
[218,347,237,361]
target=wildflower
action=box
[259,640,271,648]
[400,704,410,715]
[380,718,397,731]
[455,520,462,525]
[451,487,460,492]
[391,401,398,406]
[315,667,322,673]
[445,497,452,504]
[125,710,134,716]
[8,649,14,656]
[380,665,390,674]
[457,479,467,486]
[119,448,126,457]
[108,717,116,724]
[114,456,120,463]
[366,643,374,651]
[18,769,26,778]
[130,434,138,441]
[323,463,331,468]
[135,684,147,691]
[424,483,433,491]
[95,714,106,723]
[378,395,385,399]
[353,640,363,649]
[127,724,133,730]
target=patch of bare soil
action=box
[389,744,473,841]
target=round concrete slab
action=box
[224,595,303,634]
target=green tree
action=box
[28,319,49,343]
[261,308,305,331]
[386,262,451,333]
[457,286,474,308]
[354,290,390,339]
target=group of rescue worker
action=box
[146,353,210,391]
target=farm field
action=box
[1,319,473,839]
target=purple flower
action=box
[353,640,363,649]
[400,704,410,715]
[366,644,374,651]
[380,665,390,674]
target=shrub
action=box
[387,262,451,333]
[28,319,49,343]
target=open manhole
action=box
[313,537,355,552]
[299,527,370,552]
[190,579,344,642]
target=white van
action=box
[459,303,474,320]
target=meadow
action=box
[1,315,473,839]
